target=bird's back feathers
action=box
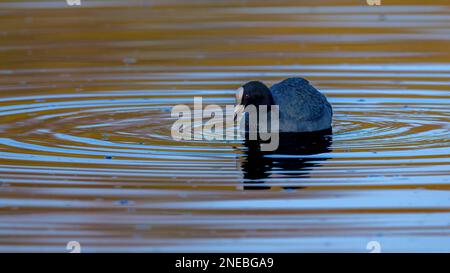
[270,77,332,132]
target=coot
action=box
[234,77,332,132]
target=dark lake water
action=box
[0,0,449,252]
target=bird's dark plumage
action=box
[236,77,333,132]
[270,78,332,132]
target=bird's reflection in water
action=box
[240,129,332,190]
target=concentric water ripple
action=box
[0,0,449,252]
[0,86,448,181]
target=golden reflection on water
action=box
[0,0,449,252]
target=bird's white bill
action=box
[233,105,245,122]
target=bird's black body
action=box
[237,77,333,133]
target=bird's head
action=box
[234,81,274,119]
